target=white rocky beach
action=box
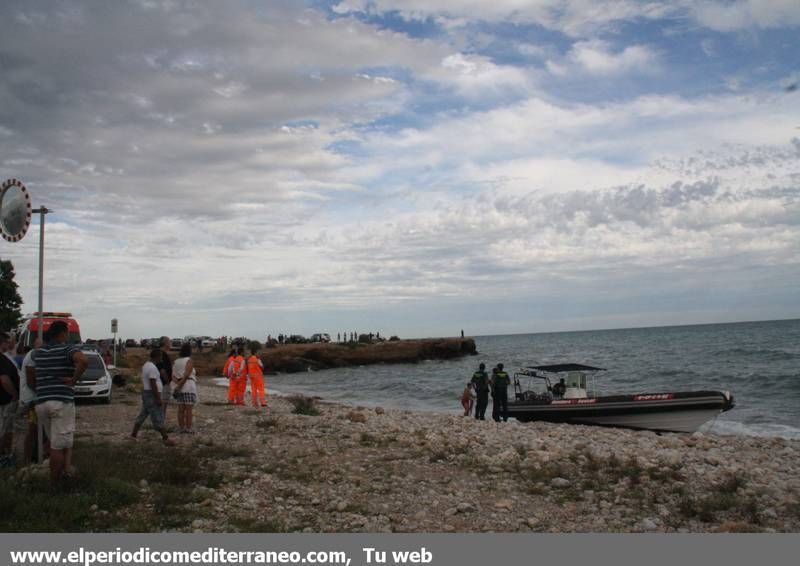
[8,377,797,533]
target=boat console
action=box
[563,371,588,399]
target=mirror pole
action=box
[32,207,51,342]
[32,206,50,465]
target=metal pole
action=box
[32,206,49,464]
[33,207,49,342]
[113,331,117,367]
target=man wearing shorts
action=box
[32,321,88,486]
[131,349,175,445]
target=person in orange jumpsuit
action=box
[234,347,247,405]
[223,348,237,404]
[246,343,266,408]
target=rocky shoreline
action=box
[123,338,477,374]
[6,378,797,533]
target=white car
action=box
[201,337,217,348]
[74,349,113,404]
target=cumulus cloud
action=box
[691,0,800,31]
[332,0,676,37]
[426,53,532,98]
[1,0,798,337]
[332,0,800,35]
[547,40,659,76]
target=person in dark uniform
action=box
[491,363,511,422]
[552,378,566,399]
[470,363,490,420]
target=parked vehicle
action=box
[170,338,184,350]
[125,339,137,347]
[16,312,82,347]
[286,334,308,344]
[310,333,331,343]
[74,347,113,404]
[201,337,217,348]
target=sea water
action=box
[261,319,800,439]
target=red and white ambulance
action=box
[16,312,82,347]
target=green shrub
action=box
[289,395,320,416]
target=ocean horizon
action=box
[255,318,800,440]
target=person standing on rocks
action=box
[461,382,475,416]
[156,337,173,422]
[172,342,198,434]
[491,363,511,422]
[470,363,490,420]
[0,332,20,467]
[246,342,266,408]
[131,348,175,445]
[30,321,88,486]
[223,348,237,404]
[234,347,247,405]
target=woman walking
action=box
[172,343,198,434]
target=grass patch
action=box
[716,472,747,494]
[193,443,253,460]
[256,417,280,430]
[0,437,247,532]
[229,516,286,533]
[288,395,320,416]
[606,455,643,484]
[679,491,739,522]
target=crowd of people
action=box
[0,322,89,486]
[0,328,259,488]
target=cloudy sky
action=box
[1,0,798,340]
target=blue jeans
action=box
[134,390,165,430]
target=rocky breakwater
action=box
[123,338,477,376]
[266,337,477,373]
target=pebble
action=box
[98,382,800,533]
[638,518,658,531]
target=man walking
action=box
[491,363,511,422]
[470,363,490,420]
[31,321,88,486]
[156,337,172,422]
[131,349,175,445]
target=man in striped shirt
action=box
[31,320,88,487]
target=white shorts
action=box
[36,400,76,450]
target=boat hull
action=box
[508,391,734,433]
